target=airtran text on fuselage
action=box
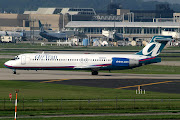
[35,54,58,60]
[116,61,129,63]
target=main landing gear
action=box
[13,69,16,74]
[91,70,98,75]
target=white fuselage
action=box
[4,35,171,75]
[4,53,151,71]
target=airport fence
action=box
[0,98,180,111]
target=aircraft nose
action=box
[4,61,13,67]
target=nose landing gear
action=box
[13,69,16,74]
[91,70,98,75]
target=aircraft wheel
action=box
[13,69,16,74]
[92,71,98,75]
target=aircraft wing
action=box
[74,65,99,69]
[74,64,111,69]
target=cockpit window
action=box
[11,56,20,60]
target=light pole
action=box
[14,89,19,120]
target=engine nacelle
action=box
[112,58,139,67]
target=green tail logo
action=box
[136,36,172,57]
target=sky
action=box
[143,0,180,4]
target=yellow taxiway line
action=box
[40,79,69,83]
[116,81,174,89]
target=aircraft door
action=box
[80,58,83,63]
[84,58,88,63]
[80,58,88,63]
[21,55,26,65]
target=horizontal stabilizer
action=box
[153,36,173,42]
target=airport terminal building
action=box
[65,21,180,38]
[0,7,96,31]
[0,6,180,40]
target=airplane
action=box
[39,20,78,42]
[4,36,172,75]
[0,31,24,37]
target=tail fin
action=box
[136,36,173,57]
[38,20,45,33]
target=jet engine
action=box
[112,58,139,67]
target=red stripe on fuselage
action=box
[4,63,112,69]
[4,64,74,69]
[94,64,112,67]
[139,57,156,62]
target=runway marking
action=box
[40,79,69,83]
[116,81,174,89]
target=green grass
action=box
[159,53,180,61]
[0,51,35,54]
[0,81,179,100]
[0,43,44,49]
[165,46,180,50]
[7,115,180,120]
[160,53,180,56]
[0,43,179,53]
[1,81,179,100]
[0,43,179,51]
[0,43,143,51]
[0,59,9,68]
[161,57,180,61]
[0,113,180,120]
[0,81,179,118]
[1,109,179,116]
[2,100,179,111]
[108,65,180,74]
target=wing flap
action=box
[74,65,100,69]
[74,64,111,69]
